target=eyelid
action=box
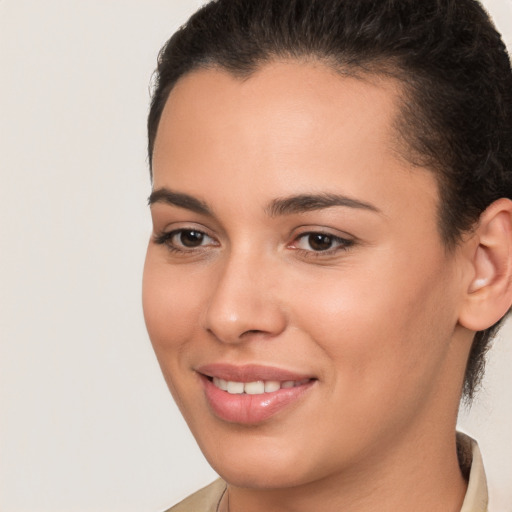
[153,224,220,252]
[152,222,356,257]
[287,228,356,255]
[173,229,216,247]
[289,225,355,242]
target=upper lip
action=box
[196,363,315,383]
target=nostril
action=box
[241,329,265,336]
[203,293,287,344]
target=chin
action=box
[215,463,309,490]
[199,434,321,490]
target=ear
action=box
[458,198,512,331]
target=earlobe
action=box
[459,198,512,331]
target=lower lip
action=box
[200,375,315,424]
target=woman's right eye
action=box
[154,229,217,251]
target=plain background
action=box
[0,1,511,511]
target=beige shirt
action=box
[166,434,488,512]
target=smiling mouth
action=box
[209,377,313,395]
[198,366,317,423]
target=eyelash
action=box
[289,232,355,258]
[153,229,217,254]
[153,229,355,257]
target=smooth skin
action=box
[143,61,512,512]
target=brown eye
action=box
[291,232,354,254]
[307,234,335,251]
[177,230,205,247]
[154,228,217,252]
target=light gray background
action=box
[0,1,511,511]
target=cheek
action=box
[142,251,208,417]
[290,250,458,394]
[142,250,202,358]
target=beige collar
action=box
[458,432,488,512]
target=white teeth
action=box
[244,381,265,395]
[212,378,310,394]
[226,381,244,394]
[264,380,281,393]
[213,377,228,391]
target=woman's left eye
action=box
[291,232,354,253]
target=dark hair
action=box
[147,0,512,401]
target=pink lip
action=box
[197,363,313,382]
[197,364,316,424]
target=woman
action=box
[142,0,512,510]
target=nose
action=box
[203,251,287,344]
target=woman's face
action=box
[143,62,469,488]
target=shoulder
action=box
[163,479,227,512]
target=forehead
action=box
[152,61,439,227]
[154,61,403,171]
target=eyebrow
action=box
[266,193,380,217]
[148,188,380,217]
[148,188,212,216]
